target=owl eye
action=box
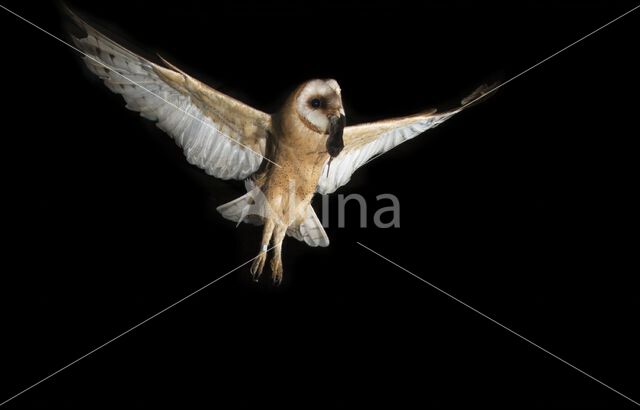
[310,98,322,109]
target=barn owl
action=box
[65,7,495,284]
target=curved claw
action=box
[250,252,267,281]
[271,258,283,286]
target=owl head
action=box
[294,79,346,157]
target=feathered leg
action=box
[250,218,275,281]
[270,223,288,285]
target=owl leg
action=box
[250,218,275,281]
[270,223,288,286]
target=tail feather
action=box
[287,206,329,247]
[216,182,329,247]
[216,181,264,226]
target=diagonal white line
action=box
[0,247,276,408]
[356,242,640,408]
[0,3,281,169]
[463,3,640,107]
[361,3,640,168]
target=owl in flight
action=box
[65,7,495,284]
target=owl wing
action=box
[66,7,271,180]
[315,84,497,194]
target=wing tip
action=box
[461,81,501,107]
[59,2,89,39]
[157,54,188,76]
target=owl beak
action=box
[327,114,345,157]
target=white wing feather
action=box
[67,7,270,180]
[316,84,496,194]
[316,111,458,194]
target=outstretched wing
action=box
[316,84,497,194]
[66,7,272,180]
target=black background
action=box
[1,1,639,408]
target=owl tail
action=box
[216,180,329,248]
[216,180,264,227]
[285,205,330,247]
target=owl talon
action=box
[250,252,267,281]
[271,260,283,286]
